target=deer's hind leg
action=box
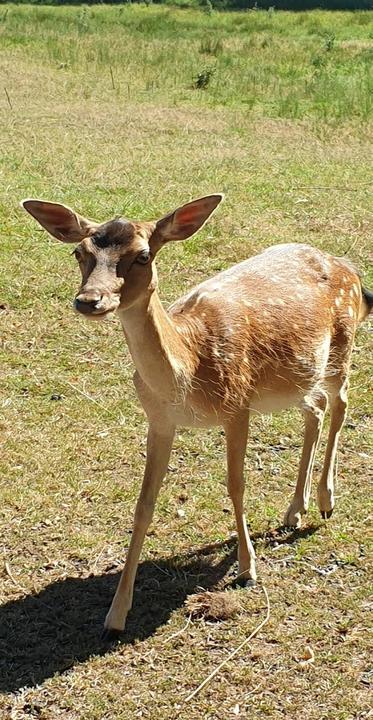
[317,379,348,518]
[317,328,355,519]
[284,390,328,528]
[225,412,256,586]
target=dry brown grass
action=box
[185,590,243,621]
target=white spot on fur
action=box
[268,298,285,306]
[335,297,341,307]
[340,288,345,296]
[348,305,354,318]
[352,283,359,296]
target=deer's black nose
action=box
[75,295,102,314]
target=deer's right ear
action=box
[149,194,223,254]
[21,199,98,243]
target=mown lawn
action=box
[0,5,372,719]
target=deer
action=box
[22,194,372,638]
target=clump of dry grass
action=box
[185,590,242,621]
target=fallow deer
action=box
[22,195,372,637]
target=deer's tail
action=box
[359,286,373,322]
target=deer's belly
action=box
[249,389,303,414]
[167,402,223,428]
[167,388,303,427]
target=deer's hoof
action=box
[104,605,128,636]
[242,578,256,590]
[233,576,256,590]
[317,488,334,519]
[101,627,122,643]
[283,504,304,529]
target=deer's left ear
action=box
[21,199,99,243]
[150,194,223,253]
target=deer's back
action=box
[167,244,361,424]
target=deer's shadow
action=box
[0,525,318,693]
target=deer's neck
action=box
[118,292,197,402]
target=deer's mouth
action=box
[73,298,119,319]
[84,308,116,321]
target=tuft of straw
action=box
[185,590,242,621]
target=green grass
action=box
[0,5,372,720]
[0,5,372,120]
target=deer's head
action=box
[22,195,223,319]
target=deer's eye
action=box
[136,250,151,265]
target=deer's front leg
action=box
[225,412,256,587]
[104,423,175,637]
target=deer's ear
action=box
[21,199,98,243]
[150,194,223,252]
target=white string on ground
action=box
[184,584,271,703]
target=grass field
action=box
[0,4,372,719]
[0,4,372,120]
